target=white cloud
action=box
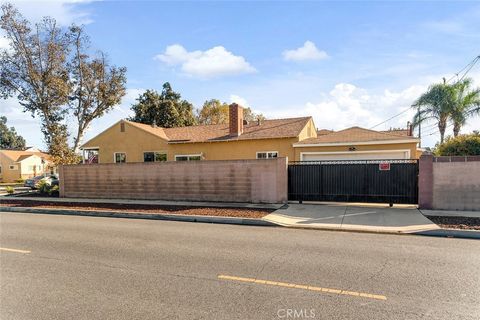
[251,82,425,134]
[154,44,256,78]
[0,97,43,148]
[0,0,94,26]
[283,41,328,62]
[229,94,251,108]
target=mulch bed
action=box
[6,192,58,198]
[426,216,480,230]
[0,199,273,219]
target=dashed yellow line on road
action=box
[218,274,387,301]
[0,247,31,254]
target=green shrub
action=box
[5,186,14,194]
[37,180,50,194]
[49,185,59,196]
[435,132,480,156]
[37,180,59,196]
[15,178,24,183]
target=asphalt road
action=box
[1,212,479,320]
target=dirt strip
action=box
[0,199,273,219]
[426,216,480,230]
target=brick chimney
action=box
[229,103,244,136]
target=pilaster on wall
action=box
[418,154,433,209]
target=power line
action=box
[446,55,480,83]
[369,106,412,129]
[424,123,454,136]
[369,55,480,131]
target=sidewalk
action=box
[264,203,440,234]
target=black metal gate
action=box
[288,159,418,204]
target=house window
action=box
[9,165,18,170]
[0,166,2,174]
[84,149,99,164]
[120,123,125,132]
[256,151,278,159]
[144,152,167,162]
[175,154,202,161]
[114,152,126,163]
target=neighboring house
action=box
[0,149,55,182]
[81,104,420,163]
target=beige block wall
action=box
[293,142,419,161]
[432,161,480,211]
[60,158,288,203]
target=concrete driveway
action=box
[264,202,440,234]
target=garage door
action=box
[301,150,409,161]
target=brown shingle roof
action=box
[317,129,334,136]
[125,121,170,140]
[125,117,311,143]
[381,129,410,136]
[296,126,418,145]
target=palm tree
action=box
[412,79,455,144]
[450,78,480,137]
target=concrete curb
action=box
[0,207,277,227]
[413,229,480,240]
[1,207,478,239]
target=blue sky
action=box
[1,0,480,149]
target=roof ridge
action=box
[127,116,312,130]
[334,126,410,138]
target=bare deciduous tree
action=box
[69,26,127,153]
[0,4,127,164]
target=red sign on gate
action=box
[379,162,391,171]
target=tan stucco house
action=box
[0,149,54,182]
[81,104,420,164]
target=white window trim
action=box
[256,151,279,159]
[300,149,411,161]
[174,154,202,161]
[114,152,127,163]
[143,151,168,162]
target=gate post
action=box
[418,154,433,209]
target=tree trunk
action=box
[438,121,447,144]
[73,121,87,155]
[453,123,461,137]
